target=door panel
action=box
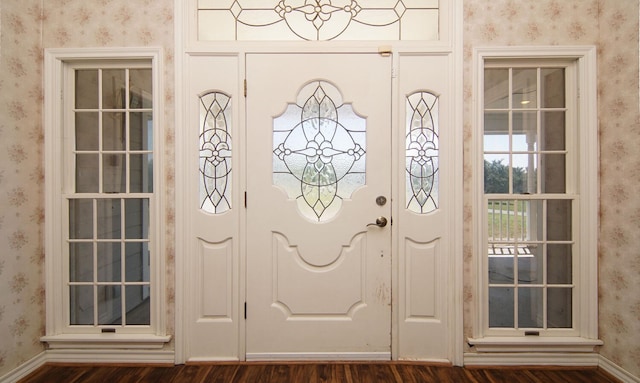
[246,53,392,358]
[395,53,452,360]
[185,55,241,361]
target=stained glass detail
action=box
[406,91,439,214]
[199,91,232,214]
[273,80,366,222]
[198,0,439,41]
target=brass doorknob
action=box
[367,216,388,228]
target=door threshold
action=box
[245,352,391,362]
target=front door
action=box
[245,53,392,359]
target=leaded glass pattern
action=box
[200,91,232,214]
[273,80,366,222]
[406,91,439,214]
[198,0,439,41]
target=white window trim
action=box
[42,47,170,349]
[468,46,601,353]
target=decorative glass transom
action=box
[406,91,439,214]
[197,0,439,41]
[199,91,232,214]
[273,80,366,222]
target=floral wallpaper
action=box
[463,0,640,377]
[0,0,175,377]
[0,0,638,379]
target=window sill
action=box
[467,336,603,353]
[41,334,172,349]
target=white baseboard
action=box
[463,352,600,366]
[0,352,47,383]
[0,349,175,383]
[246,352,391,362]
[599,355,640,383]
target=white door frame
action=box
[174,1,464,366]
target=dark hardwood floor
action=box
[19,362,621,383]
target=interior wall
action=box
[463,0,640,376]
[0,0,638,378]
[0,0,175,376]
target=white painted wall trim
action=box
[0,352,47,383]
[43,46,167,341]
[471,45,599,341]
[599,355,640,383]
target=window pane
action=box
[98,285,122,325]
[96,199,121,239]
[484,69,509,109]
[406,91,439,214]
[488,251,514,284]
[518,244,543,284]
[518,287,543,328]
[103,113,126,150]
[76,154,99,193]
[130,154,153,193]
[125,285,150,325]
[125,198,149,239]
[273,81,365,222]
[541,154,566,193]
[130,112,153,150]
[129,69,152,109]
[75,70,98,109]
[547,200,572,241]
[512,111,537,152]
[125,242,149,282]
[103,154,126,193]
[200,91,232,214]
[484,155,510,194]
[102,69,126,109]
[547,244,572,284]
[541,111,565,151]
[512,154,537,194]
[541,68,565,108]
[69,242,94,282]
[69,199,93,239]
[548,287,572,328]
[97,242,121,282]
[70,285,94,325]
[526,200,544,241]
[489,287,514,327]
[484,111,509,151]
[487,200,527,241]
[512,69,537,108]
[75,112,99,150]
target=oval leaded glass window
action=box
[273,80,366,222]
[406,91,439,214]
[199,91,232,214]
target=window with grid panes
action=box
[483,61,575,334]
[67,62,154,330]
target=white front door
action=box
[182,51,456,362]
[245,53,392,359]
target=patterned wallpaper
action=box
[0,0,638,379]
[463,0,640,377]
[0,0,175,376]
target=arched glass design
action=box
[273,80,366,222]
[199,91,232,214]
[198,0,439,41]
[406,91,439,214]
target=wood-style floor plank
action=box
[18,362,621,383]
